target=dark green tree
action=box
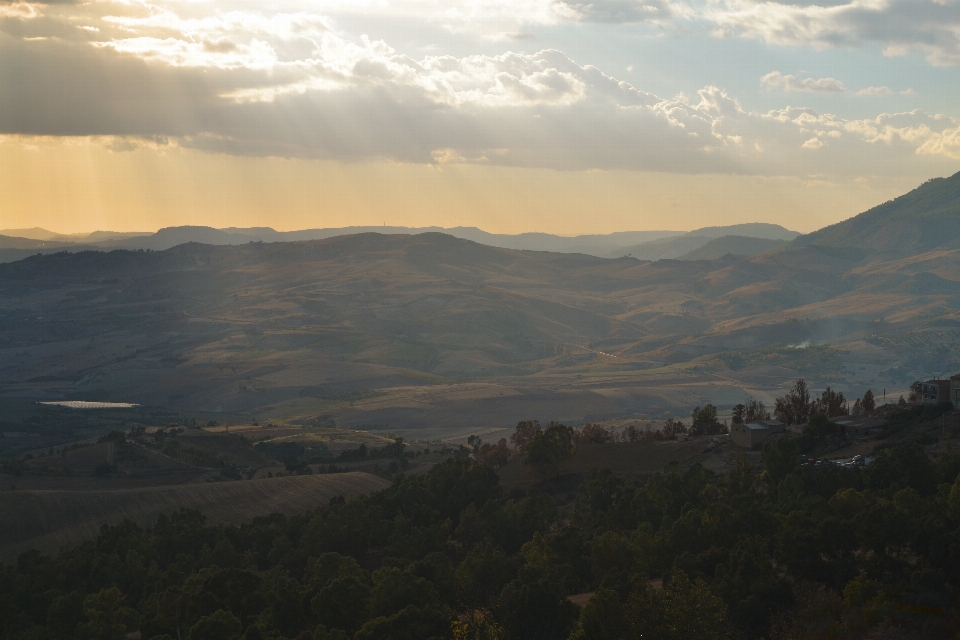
[523,422,576,476]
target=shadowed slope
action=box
[0,472,390,562]
[796,171,960,253]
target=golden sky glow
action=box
[0,136,927,235]
[3,0,960,236]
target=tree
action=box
[745,400,770,422]
[761,437,801,485]
[690,405,724,435]
[523,423,576,475]
[353,604,450,640]
[861,390,875,413]
[80,587,139,640]
[852,398,864,416]
[498,575,578,640]
[908,381,922,403]
[475,439,509,469]
[570,589,632,640]
[657,571,730,640]
[467,435,483,454]
[625,571,730,640]
[187,609,242,640]
[813,387,848,418]
[574,424,614,445]
[510,421,541,456]
[731,404,746,425]
[774,380,812,426]
[802,413,839,445]
[451,609,503,640]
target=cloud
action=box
[705,0,960,66]
[0,0,958,179]
[0,2,38,18]
[561,0,671,23]
[761,71,846,93]
[857,86,893,96]
[274,0,669,32]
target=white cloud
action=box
[917,124,960,159]
[0,2,39,19]
[761,71,846,93]
[857,85,893,96]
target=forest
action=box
[2,404,960,640]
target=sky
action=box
[1,0,960,235]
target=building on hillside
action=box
[922,379,952,405]
[731,420,786,449]
[834,416,883,440]
[952,375,960,408]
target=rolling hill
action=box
[796,171,960,253]
[1,202,958,435]
[607,223,799,260]
[677,236,787,261]
[0,472,390,562]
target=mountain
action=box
[608,223,799,260]
[0,225,685,260]
[3,223,959,432]
[611,234,714,260]
[0,229,151,243]
[685,223,799,241]
[0,223,796,262]
[0,228,62,241]
[796,171,960,253]
[98,225,684,256]
[0,235,76,250]
[442,228,681,255]
[677,236,787,261]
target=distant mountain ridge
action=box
[610,224,799,261]
[0,223,799,263]
[677,236,787,261]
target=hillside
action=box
[683,223,799,241]
[677,236,786,260]
[797,170,960,253]
[1,223,959,435]
[0,472,389,562]
[0,234,76,250]
[611,234,713,260]
[608,223,798,259]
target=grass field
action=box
[0,472,390,563]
